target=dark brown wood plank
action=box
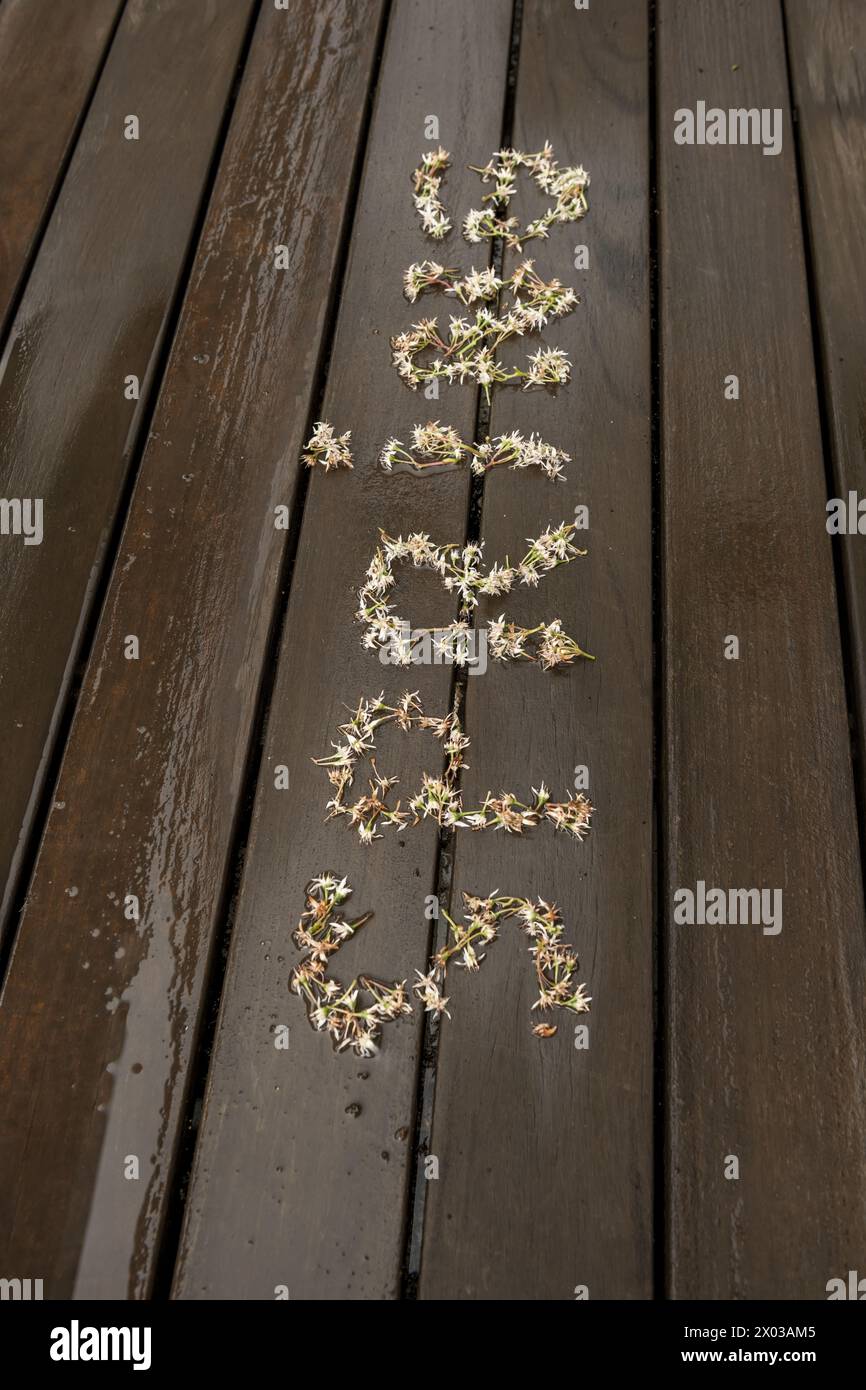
[0,0,123,339]
[173,0,514,1302]
[785,0,866,817]
[0,0,254,946]
[418,0,653,1300]
[0,0,383,1299]
[660,0,866,1298]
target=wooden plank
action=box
[0,0,383,1299]
[418,0,653,1300]
[659,0,866,1298]
[0,0,123,339]
[785,0,866,813]
[173,0,514,1301]
[0,0,254,946]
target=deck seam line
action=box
[400,0,525,1300]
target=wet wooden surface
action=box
[174,0,512,1303]
[0,0,123,339]
[0,0,383,1298]
[1,0,865,1301]
[0,0,255,946]
[785,0,866,813]
[659,0,866,1298]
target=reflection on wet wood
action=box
[0,0,256,947]
[0,0,382,1298]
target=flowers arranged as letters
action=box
[380,421,570,480]
[414,891,591,1031]
[392,259,577,395]
[289,143,595,1056]
[313,689,593,846]
[355,524,591,667]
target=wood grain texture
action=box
[173,0,514,1302]
[659,0,866,1299]
[0,0,255,949]
[0,0,123,339]
[0,0,382,1299]
[785,0,866,813]
[419,0,653,1301]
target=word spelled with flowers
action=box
[289,142,595,1057]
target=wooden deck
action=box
[1,0,865,1301]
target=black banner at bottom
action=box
[0,1298,861,1374]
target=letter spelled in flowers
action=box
[291,875,411,1057]
[392,260,577,395]
[465,143,589,249]
[380,421,570,480]
[410,143,589,250]
[313,689,593,845]
[356,524,591,666]
[415,890,591,1036]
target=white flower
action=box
[411,148,452,239]
[302,420,353,471]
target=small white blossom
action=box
[301,421,353,471]
[411,147,452,239]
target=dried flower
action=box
[413,969,451,1018]
[391,260,577,396]
[313,690,594,844]
[380,423,569,481]
[290,876,411,1055]
[302,421,353,471]
[416,889,591,1030]
[487,615,593,667]
[412,147,452,239]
